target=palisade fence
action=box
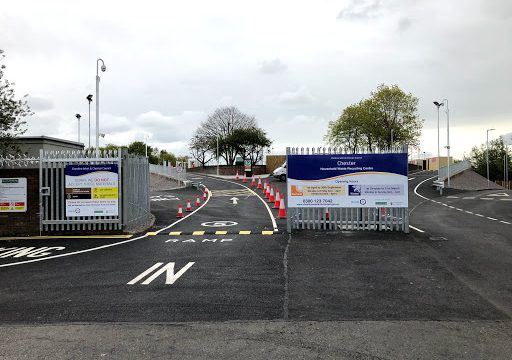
[286,146,409,233]
[149,163,187,180]
[438,159,471,181]
[1,150,150,233]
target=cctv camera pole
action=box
[96,58,106,155]
[75,114,81,143]
[87,94,93,149]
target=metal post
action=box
[433,101,444,181]
[96,58,106,153]
[443,99,450,187]
[487,128,495,189]
[216,136,219,176]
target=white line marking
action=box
[500,199,512,201]
[413,175,438,201]
[463,197,476,199]
[409,225,425,233]
[447,196,459,199]
[475,214,484,217]
[480,198,493,200]
[500,221,511,224]
[448,206,455,209]
[456,208,463,211]
[486,217,498,221]
[207,177,278,232]
[408,178,416,181]
[465,211,473,214]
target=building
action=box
[410,156,453,171]
[11,136,84,158]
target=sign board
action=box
[64,164,119,217]
[0,178,27,212]
[244,160,251,172]
[287,153,408,208]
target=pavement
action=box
[0,171,511,359]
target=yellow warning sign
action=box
[92,187,118,199]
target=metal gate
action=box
[286,146,409,233]
[39,149,123,232]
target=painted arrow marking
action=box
[230,197,239,205]
[127,262,195,285]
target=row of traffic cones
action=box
[176,187,209,218]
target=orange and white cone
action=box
[273,188,281,208]
[251,176,256,187]
[243,173,247,183]
[265,184,271,199]
[278,194,287,219]
[196,196,201,207]
[269,186,275,202]
[263,180,267,193]
[203,190,207,201]
[186,199,192,212]
[176,204,183,218]
[257,177,262,189]
[235,172,240,181]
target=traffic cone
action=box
[235,172,240,181]
[263,180,267,193]
[243,173,247,183]
[186,199,192,212]
[269,186,275,202]
[273,188,281,208]
[251,176,256,187]
[278,194,287,219]
[265,184,271,199]
[257,177,262,189]
[196,196,201,207]
[203,190,207,201]
[176,204,183,218]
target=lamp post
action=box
[95,58,106,152]
[433,101,444,181]
[487,128,495,189]
[442,99,451,187]
[144,135,149,158]
[75,114,81,143]
[86,94,93,149]
[390,129,394,150]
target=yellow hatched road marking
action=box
[146,232,158,236]
[192,231,205,235]
[215,231,228,235]
[239,230,251,235]
[169,231,182,236]
[261,231,274,235]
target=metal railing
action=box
[438,160,471,181]
[286,146,409,233]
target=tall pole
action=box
[487,128,495,189]
[443,99,450,187]
[87,94,93,149]
[391,129,394,150]
[95,58,106,153]
[76,114,81,143]
[434,101,444,181]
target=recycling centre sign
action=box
[287,153,408,208]
[64,164,119,217]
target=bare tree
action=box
[189,134,214,167]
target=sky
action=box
[1,0,511,160]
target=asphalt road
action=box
[0,171,511,359]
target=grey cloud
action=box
[397,17,413,32]
[278,86,314,105]
[27,96,54,112]
[260,58,287,74]
[337,0,382,20]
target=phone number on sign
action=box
[301,198,334,205]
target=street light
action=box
[95,58,106,152]
[86,94,93,149]
[442,99,451,187]
[75,114,81,143]
[390,129,394,150]
[487,128,495,189]
[433,101,444,181]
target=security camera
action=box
[101,65,106,72]
[86,94,93,102]
[75,114,81,119]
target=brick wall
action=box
[0,169,40,236]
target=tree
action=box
[0,49,33,156]
[191,106,257,165]
[127,140,158,164]
[189,134,214,167]
[325,84,423,151]
[467,137,511,181]
[227,127,272,165]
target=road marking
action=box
[500,221,511,225]
[408,178,416,181]
[487,192,509,197]
[465,211,473,214]
[486,217,498,221]
[169,231,182,236]
[0,246,66,259]
[475,214,484,217]
[146,232,158,236]
[192,231,205,235]
[480,198,493,200]
[127,262,195,285]
[239,231,251,235]
[447,196,459,199]
[210,189,253,198]
[262,231,274,235]
[500,199,512,201]
[456,208,463,211]
[463,197,476,199]
[230,197,239,205]
[215,230,228,235]
[201,221,238,227]
[448,205,455,209]
[409,225,425,233]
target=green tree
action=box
[467,137,511,181]
[0,49,33,156]
[127,140,158,164]
[227,127,272,165]
[325,84,423,151]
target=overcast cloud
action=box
[1,0,511,159]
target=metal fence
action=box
[286,146,409,233]
[149,163,187,179]
[37,149,149,233]
[439,159,471,180]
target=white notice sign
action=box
[0,178,27,212]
